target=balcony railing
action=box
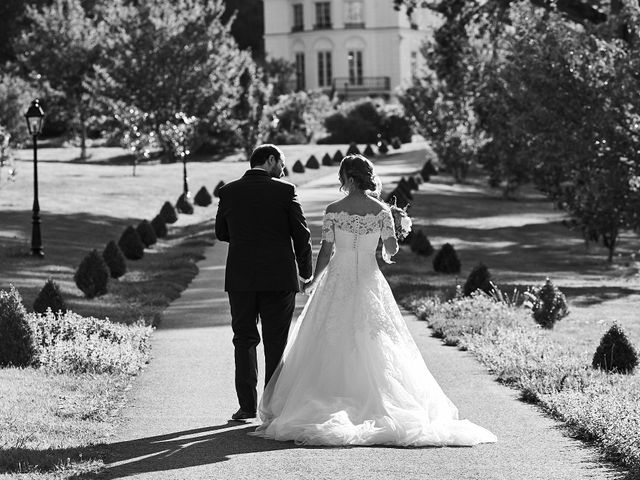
[332,77,391,97]
[313,22,333,30]
[344,22,365,29]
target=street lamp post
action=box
[25,99,45,258]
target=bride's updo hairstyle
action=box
[339,154,382,198]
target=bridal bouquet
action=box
[387,196,412,240]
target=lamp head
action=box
[25,99,45,136]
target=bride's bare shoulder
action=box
[325,200,345,214]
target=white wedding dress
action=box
[251,209,497,446]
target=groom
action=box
[214,144,313,421]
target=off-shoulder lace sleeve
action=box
[321,211,335,243]
[380,209,396,264]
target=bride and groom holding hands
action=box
[214,144,497,447]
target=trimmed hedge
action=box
[213,180,225,197]
[346,142,360,155]
[526,278,569,329]
[160,201,178,224]
[463,263,493,296]
[363,144,375,157]
[391,137,402,149]
[194,186,213,207]
[33,278,68,314]
[421,160,438,181]
[306,155,320,169]
[102,240,127,279]
[388,188,410,209]
[0,286,35,367]
[292,160,305,173]
[151,214,168,238]
[333,150,343,164]
[592,323,638,374]
[433,243,461,274]
[74,249,110,298]
[378,139,389,154]
[283,166,289,176]
[118,226,145,260]
[137,219,157,247]
[322,153,333,166]
[176,193,194,214]
[407,176,419,191]
[409,230,434,256]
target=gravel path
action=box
[94,151,626,480]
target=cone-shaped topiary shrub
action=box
[592,323,638,374]
[137,219,157,247]
[306,155,320,169]
[322,153,333,166]
[433,243,461,273]
[160,201,178,224]
[194,186,212,207]
[525,278,569,329]
[102,240,127,279]
[283,166,289,176]
[378,139,389,154]
[389,188,410,209]
[407,176,419,191]
[363,144,375,157]
[414,175,424,185]
[151,214,168,238]
[333,150,343,164]
[391,137,402,149]
[292,159,305,173]
[410,230,434,256]
[397,178,414,200]
[398,229,414,246]
[33,278,68,314]
[347,142,360,155]
[213,180,225,197]
[463,263,493,296]
[0,286,35,367]
[74,250,110,298]
[118,225,145,260]
[176,193,194,214]
[421,160,438,181]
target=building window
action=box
[292,4,304,32]
[314,2,332,29]
[295,52,305,90]
[344,1,364,28]
[410,51,417,80]
[317,51,332,87]
[348,50,363,85]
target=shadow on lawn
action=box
[0,210,212,325]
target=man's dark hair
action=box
[250,144,282,168]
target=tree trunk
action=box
[79,107,87,161]
[607,227,618,263]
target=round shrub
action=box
[103,240,127,279]
[363,144,375,157]
[306,155,320,169]
[0,286,35,367]
[137,219,157,247]
[176,193,194,214]
[407,176,419,191]
[118,225,145,260]
[33,278,68,314]
[592,322,638,374]
[322,153,333,166]
[410,230,434,256]
[213,180,225,197]
[333,150,343,164]
[463,263,493,296]
[194,186,212,207]
[525,278,569,329]
[151,214,168,238]
[347,142,360,155]
[391,137,402,149]
[433,243,461,274]
[160,201,178,224]
[378,139,389,154]
[74,250,110,298]
[292,159,305,173]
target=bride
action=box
[251,154,497,447]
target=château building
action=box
[263,0,439,99]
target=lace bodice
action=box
[321,210,396,263]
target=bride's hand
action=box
[303,280,316,295]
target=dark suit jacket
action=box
[214,169,313,292]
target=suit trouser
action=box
[227,290,296,413]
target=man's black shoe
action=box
[231,409,256,421]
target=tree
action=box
[159,112,199,195]
[114,105,155,177]
[234,65,272,160]
[93,0,253,152]
[15,0,105,160]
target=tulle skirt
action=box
[251,259,497,447]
